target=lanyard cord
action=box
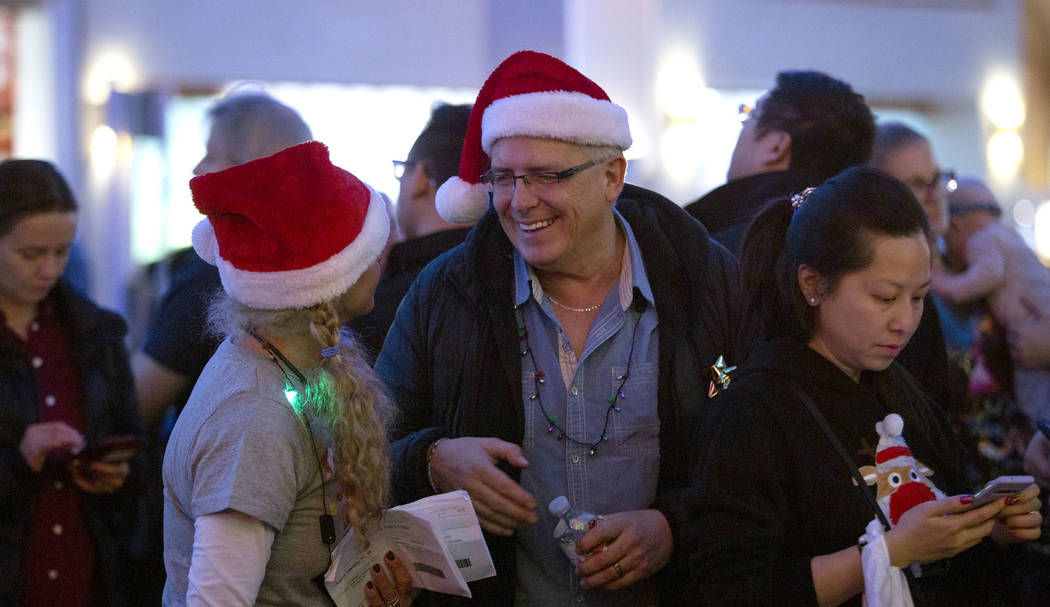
[243,326,336,546]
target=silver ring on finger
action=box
[385,595,400,607]
[612,561,625,578]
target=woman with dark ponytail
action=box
[692,166,1041,605]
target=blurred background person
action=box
[0,159,145,606]
[130,91,313,602]
[934,178,1050,595]
[868,121,964,419]
[684,70,875,257]
[934,177,1050,424]
[163,141,415,607]
[349,102,473,362]
[133,92,313,433]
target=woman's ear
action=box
[797,264,823,305]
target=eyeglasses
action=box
[904,169,957,197]
[392,159,418,180]
[737,103,754,123]
[479,159,603,201]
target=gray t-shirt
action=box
[162,338,343,606]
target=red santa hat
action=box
[189,141,389,310]
[436,50,632,223]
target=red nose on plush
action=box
[889,481,937,525]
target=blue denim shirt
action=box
[512,211,660,607]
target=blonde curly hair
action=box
[209,293,393,538]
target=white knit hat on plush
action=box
[190,141,389,310]
[436,50,632,223]
[870,413,946,525]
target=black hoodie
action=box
[690,337,1001,606]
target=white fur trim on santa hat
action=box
[481,91,632,154]
[192,186,390,310]
[192,219,218,265]
[436,176,490,223]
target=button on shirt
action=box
[2,298,96,606]
[513,212,660,607]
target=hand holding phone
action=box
[73,435,143,464]
[961,475,1035,512]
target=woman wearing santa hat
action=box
[161,141,415,607]
[692,166,1042,605]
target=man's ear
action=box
[758,130,791,172]
[407,162,432,198]
[797,264,824,304]
[603,156,627,203]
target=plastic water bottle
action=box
[549,495,602,565]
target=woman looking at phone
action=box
[0,159,144,605]
[691,167,1041,605]
[162,142,416,607]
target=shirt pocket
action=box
[610,362,660,456]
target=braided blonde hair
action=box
[209,293,393,538]
[303,301,392,537]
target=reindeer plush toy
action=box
[859,413,946,525]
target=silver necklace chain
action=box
[545,293,601,313]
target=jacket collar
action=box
[688,170,816,234]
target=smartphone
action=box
[962,475,1034,511]
[73,435,144,464]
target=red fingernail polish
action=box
[960,495,974,505]
[366,581,374,590]
[1005,496,1018,506]
[385,551,395,561]
[372,564,381,572]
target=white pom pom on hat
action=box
[874,413,912,472]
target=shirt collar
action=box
[513,209,654,310]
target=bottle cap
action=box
[548,495,570,517]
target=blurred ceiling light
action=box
[981,73,1025,130]
[1013,199,1035,228]
[84,49,139,105]
[1033,201,1050,260]
[659,122,703,186]
[986,130,1023,181]
[655,50,704,121]
[89,124,117,178]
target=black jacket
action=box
[349,227,472,363]
[0,282,145,606]
[692,337,1001,606]
[376,184,742,605]
[683,170,815,256]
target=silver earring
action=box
[809,297,817,304]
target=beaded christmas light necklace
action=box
[514,302,640,456]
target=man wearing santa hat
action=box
[376,51,741,606]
